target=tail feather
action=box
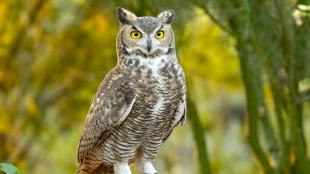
[93,164,114,174]
[77,162,114,174]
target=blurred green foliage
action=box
[0,0,309,174]
[0,163,20,174]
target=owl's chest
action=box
[127,57,184,121]
[127,56,183,86]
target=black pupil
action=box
[157,32,161,36]
[134,32,138,36]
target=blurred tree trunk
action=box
[187,94,212,174]
[192,0,310,173]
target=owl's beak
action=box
[146,37,152,53]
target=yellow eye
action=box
[130,31,142,39]
[155,30,164,39]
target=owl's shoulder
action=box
[96,67,128,94]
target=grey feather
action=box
[77,70,136,163]
[77,7,186,174]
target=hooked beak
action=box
[146,37,152,53]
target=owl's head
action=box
[116,7,175,57]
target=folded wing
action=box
[77,72,135,162]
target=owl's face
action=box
[117,8,175,55]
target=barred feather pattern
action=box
[77,10,186,174]
[77,50,186,173]
[100,51,186,165]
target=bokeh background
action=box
[0,0,309,174]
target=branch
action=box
[192,1,233,35]
[187,85,212,174]
[237,42,275,174]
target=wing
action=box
[163,67,187,142]
[174,70,187,127]
[163,91,187,142]
[173,93,187,127]
[77,70,136,162]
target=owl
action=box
[77,7,187,174]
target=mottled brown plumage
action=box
[77,7,186,174]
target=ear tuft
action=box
[116,7,137,24]
[157,9,175,24]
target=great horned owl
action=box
[77,7,186,174]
